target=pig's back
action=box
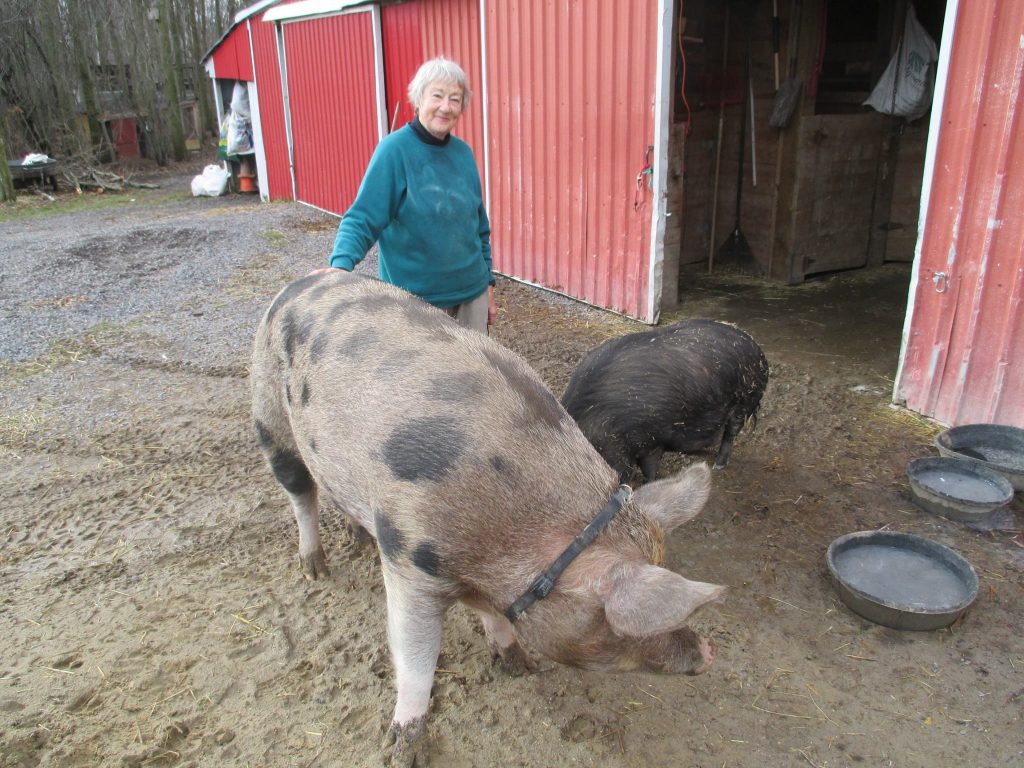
[252,271,615,539]
[562,319,767,430]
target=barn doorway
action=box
[671,0,947,286]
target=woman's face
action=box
[416,79,464,139]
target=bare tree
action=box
[0,0,242,167]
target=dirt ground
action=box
[1,167,1022,768]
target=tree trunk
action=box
[159,0,187,162]
[0,117,16,202]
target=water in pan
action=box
[915,467,1008,504]
[834,545,972,611]
[956,444,1024,471]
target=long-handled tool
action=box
[714,40,758,273]
[707,6,731,273]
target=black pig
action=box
[561,319,769,481]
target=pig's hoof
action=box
[491,644,538,677]
[299,546,330,580]
[381,718,428,767]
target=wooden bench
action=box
[8,159,59,192]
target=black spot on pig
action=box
[489,455,525,487]
[306,281,334,305]
[309,332,329,365]
[483,349,564,429]
[375,351,415,379]
[376,513,405,560]
[254,420,272,448]
[269,450,313,495]
[282,308,316,365]
[300,380,311,407]
[425,372,486,403]
[411,542,441,576]
[399,300,444,329]
[337,330,378,362]
[309,437,317,454]
[326,293,378,326]
[382,416,466,482]
[285,383,292,405]
[265,272,324,326]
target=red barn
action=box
[204,0,1024,428]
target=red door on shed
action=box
[281,9,381,214]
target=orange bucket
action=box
[238,172,257,193]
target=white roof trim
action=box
[235,0,279,24]
[264,0,369,22]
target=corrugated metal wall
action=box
[896,0,1024,428]
[420,0,485,181]
[484,0,659,320]
[209,30,254,81]
[381,2,423,131]
[281,10,381,214]
[249,14,292,201]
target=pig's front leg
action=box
[380,568,447,767]
[476,610,537,676]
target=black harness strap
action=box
[504,485,632,623]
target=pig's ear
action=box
[632,462,711,533]
[604,563,725,638]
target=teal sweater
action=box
[329,122,493,308]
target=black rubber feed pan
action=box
[935,423,1024,491]
[907,456,1013,524]
[826,531,978,631]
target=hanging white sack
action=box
[863,5,938,121]
[229,81,251,121]
[226,111,254,155]
[226,81,254,154]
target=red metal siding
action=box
[211,28,254,81]
[896,0,1024,427]
[249,15,292,201]
[485,0,658,320]
[282,11,380,214]
[420,0,485,178]
[381,2,423,132]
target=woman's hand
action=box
[487,285,498,327]
[307,266,344,276]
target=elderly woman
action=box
[325,57,497,332]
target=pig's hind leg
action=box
[712,407,745,469]
[252,405,329,580]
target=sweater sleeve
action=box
[328,140,405,269]
[478,204,494,285]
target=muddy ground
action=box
[1,165,1022,768]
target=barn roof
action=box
[201,0,281,64]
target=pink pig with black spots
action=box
[250,271,725,766]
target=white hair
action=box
[407,57,472,112]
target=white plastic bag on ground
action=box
[864,5,938,121]
[191,164,230,197]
